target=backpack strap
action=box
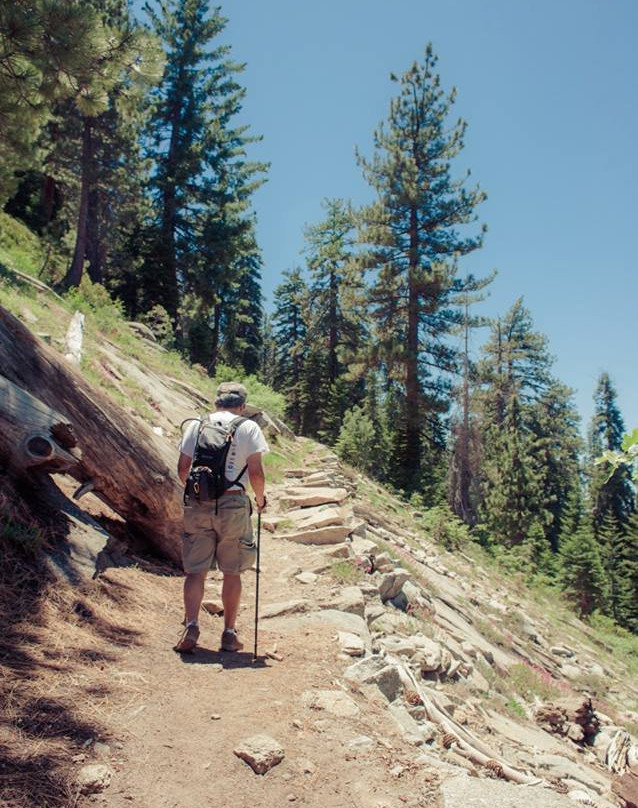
[225,416,248,490]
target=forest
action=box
[1,0,636,633]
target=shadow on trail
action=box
[179,647,271,670]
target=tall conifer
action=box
[357,44,486,492]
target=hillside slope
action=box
[1,225,638,808]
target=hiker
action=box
[174,381,268,654]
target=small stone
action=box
[233,735,285,775]
[76,764,113,794]
[287,795,297,802]
[348,735,374,750]
[338,631,365,657]
[301,760,316,774]
[295,571,318,585]
[292,719,303,729]
[211,714,221,721]
[202,600,224,615]
[93,742,111,759]
[71,754,87,763]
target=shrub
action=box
[420,505,470,551]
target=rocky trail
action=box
[1,298,637,808]
[47,442,638,808]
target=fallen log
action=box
[395,656,544,787]
[0,376,80,473]
[0,305,183,562]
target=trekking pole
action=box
[253,510,261,662]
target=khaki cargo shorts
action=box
[182,494,256,575]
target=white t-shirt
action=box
[179,411,269,490]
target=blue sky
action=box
[139,0,638,431]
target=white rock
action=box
[567,790,598,806]
[302,689,359,717]
[283,487,349,508]
[551,645,576,658]
[343,656,404,702]
[76,764,113,794]
[338,631,365,657]
[331,586,365,618]
[233,735,285,774]
[260,599,308,619]
[348,735,374,750]
[281,525,352,545]
[379,568,410,602]
[295,572,318,585]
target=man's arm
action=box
[177,452,192,485]
[246,451,267,511]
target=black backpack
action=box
[181,416,248,510]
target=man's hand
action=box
[255,495,267,513]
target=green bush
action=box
[64,277,125,334]
[139,304,175,348]
[420,505,470,551]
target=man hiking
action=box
[174,381,268,654]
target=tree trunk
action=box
[0,306,183,563]
[0,376,79,474]
[405,205,421,484]
[63,117,94,290]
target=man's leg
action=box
[221,573,241,630]
[183,570,208,625]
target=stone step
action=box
[279,524,352,545]
[281,487,349,508]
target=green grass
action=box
[330,560,365,585]
[0,212,47,276]
[504,698,527,720]
[506,662,560,702]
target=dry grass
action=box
[0,478,169,808]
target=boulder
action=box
[368,610,412,635]
[233,735,285,775]
[282,487,349,508]
[280,525,351,545]
[364,603,386,626]
[350,537,380,556]
[378,568,410,602]
[331,586,365,618]
[302,690,359,717]
[440,774,576,807]
[343,656,404,703]
[388,702,426,746]
[291,506,345,530]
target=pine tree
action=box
[619,513,638,632]
[560,522,608,617]
[527,381,582,551]
[480,392,545,545]
[588,373,634,533]
[357,44,486,492]
[144,0,266,349]
[0,1,127,203]
[476,300,557,545]
[57,1,160,290]
[302,198,368,440]
[272,269,308,433]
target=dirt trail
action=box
[88,455,440,808]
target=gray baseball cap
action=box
[215,381,248,407]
